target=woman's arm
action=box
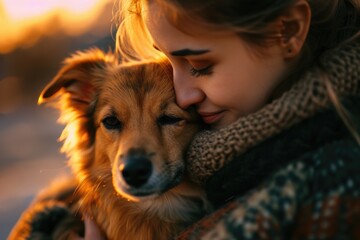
[177,161,306,240]
[178,138,360,239]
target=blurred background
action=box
[0,0,117,237]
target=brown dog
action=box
[9,49,209,240]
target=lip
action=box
[199,111,225,125]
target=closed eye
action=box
[190,65,213,77]
[157,115,184,126]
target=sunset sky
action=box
[0,0,113,53]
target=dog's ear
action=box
[38,48,117,105]
[37,49,118,159]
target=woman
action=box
[88,0,360,238]
[114,0,360,239]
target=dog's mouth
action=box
[113,163,185,201]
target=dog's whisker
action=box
[38,164,70,173]
[73,182,82,197]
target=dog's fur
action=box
[9,49,209,240]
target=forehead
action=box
[143,2,209,51]
[143,2,238,54]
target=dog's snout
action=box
[121,149,153,188]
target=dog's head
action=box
[39,49,201,201]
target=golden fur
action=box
[9,49,208,240]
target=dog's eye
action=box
[102,116,122,130]
[157,115,184,126]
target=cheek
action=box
[162,124,199,159]
[204,71,244,105]
[95,130,119,165]
[213,61,276,110]
[205,74,267,117]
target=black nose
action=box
[121,149,153,188]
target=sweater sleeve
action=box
[177,139,360,240]
[177,160,308,240]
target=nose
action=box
[173,70,205,109]
[121,149,153,188]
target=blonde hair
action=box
[115,0,360,141]
[116,0,161,62]
[116,0,360,62]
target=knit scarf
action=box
[186,40,360,185]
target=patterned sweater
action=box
[177,41,360,239]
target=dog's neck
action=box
[137,179,209,223]
[82,178,209,240]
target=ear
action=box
[277,0,311,59]
[38,48,117,105]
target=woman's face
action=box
[144,3,290,129]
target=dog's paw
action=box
[10,200,84,240]
[30,201,72,233]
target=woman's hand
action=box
[74,217,106,240]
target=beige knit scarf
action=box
[187,40,360,185]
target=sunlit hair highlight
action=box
[116,0,165,62]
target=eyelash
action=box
[190,65,213,77]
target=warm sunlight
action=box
[4,0,103,20]
[0,0,113,53]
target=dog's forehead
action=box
[108,62,173,93]
[97,62,176,112]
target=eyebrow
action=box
[170,48,210,57]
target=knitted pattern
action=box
[178,139,360,239]
[205,97,359,208]
[186,41,360,185]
